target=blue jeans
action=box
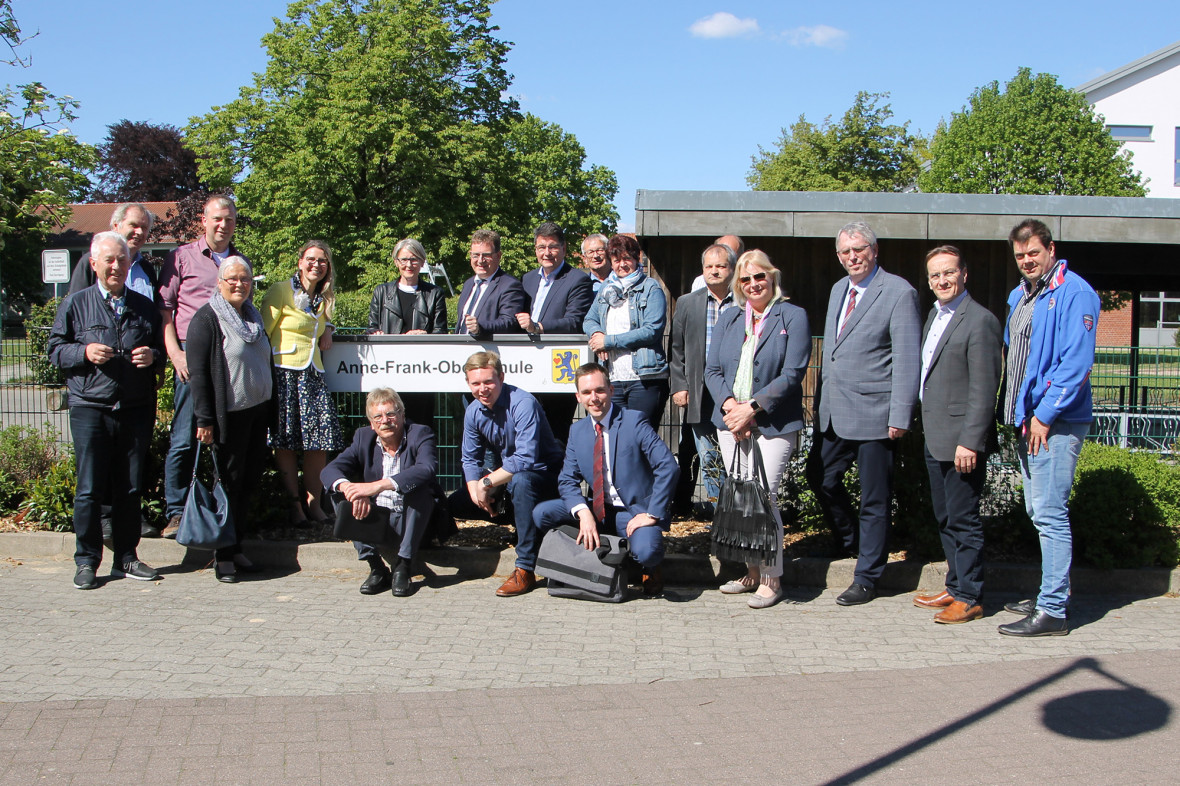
[164,362,197,520]
[611,378,669,428]
[690,422,724,503]
[446,469,559,572]
[1018,420,1088,618]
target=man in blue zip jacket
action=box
[48,232,165,590]
[997,219,1099,637]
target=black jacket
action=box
[186,305,275,442]
[47,285,163,410]
[367,280,448,334]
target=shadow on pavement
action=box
[820,656,1171,785]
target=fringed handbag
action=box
[711,439,779,565]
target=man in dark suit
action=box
[669,242,736,515]
[516,221,594,442]
[455,229,526,338]
[807,221,921,606]
[321,388,438,598]
[533,363,680,596]
[911,246,1002,624]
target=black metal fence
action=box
[4,325,1176,500]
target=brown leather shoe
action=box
[642,566,664,596]
[160,514,181,540]
[913,590,954,609]
[495,567,536,597]
[934,600,983,624]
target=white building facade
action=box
[1079,40,1180,199]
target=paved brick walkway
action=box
[2,558,1177,783]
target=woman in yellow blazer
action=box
[260,240,345,524]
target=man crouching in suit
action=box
[321,388,437,598]
[912,246,1002,624]
[533,363,679,596]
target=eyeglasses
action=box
[738,271,768,285]
[368,411,402,422]
[837,244,871,258]
[583,248,606,256]
[219,276,252,286]
[534,244,562,253]
[302,257,329,267]
[396,257,423,265]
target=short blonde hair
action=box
[730,250,785,307]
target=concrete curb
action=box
[5,531,1178,596]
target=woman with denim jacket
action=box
[584,234,669,426]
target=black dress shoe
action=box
[391,561,412,597]
[360,567,392,595]
[836,583,876,606]
[998,609,1069,637]
[1003,598,1036,615]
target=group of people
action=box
[48,197,1099,638]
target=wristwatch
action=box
[481,476,494,488]
[749,399,761,413]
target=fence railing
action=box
[4,328,1176,498]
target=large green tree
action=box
[186,0,616,302]
[0,1,96,303]
[748,91,923,192]
[920,67,1146,196]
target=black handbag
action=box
[711,440,780,565]
[177,442,237,551]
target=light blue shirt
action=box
[530,261,566,322]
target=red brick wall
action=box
[1096,296,1132,347]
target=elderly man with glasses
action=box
[322,388,439,598]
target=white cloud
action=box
[689,12,760,39]
[784,24,848,49]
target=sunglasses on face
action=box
[739,271,768,285]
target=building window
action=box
[1175,128,1180,185]
[1107,125,1153,141]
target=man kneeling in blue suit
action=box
[533,363,679,596]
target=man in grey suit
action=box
[807,221,921,606]
[911,246,1002,624]
[670,243,736,514]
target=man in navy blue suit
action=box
[533,363,679,596]
[516,221,594,442]
[321,388,438,598]
[455,229,526,338]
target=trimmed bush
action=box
[1070,442,1180,569]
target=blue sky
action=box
[10,0,1180,230]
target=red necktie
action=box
[839,287,858,335]
[592,422,606,524]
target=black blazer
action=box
[367,280,447,334]
[321,423,437,497]
[520,263,594,334]
[454,268,526,337]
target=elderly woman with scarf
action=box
[189,257,274,583]
[705,250,811,609]
[260,240,345,525]
[583,234,669,426]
